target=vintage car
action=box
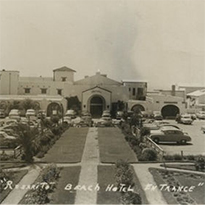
[152,111,163,120]
[149,127,191,144]
[196,111,205,120]
[26,109,36,120]
[65,110,76,119]
[178,114,193,125]
[95,113,112,127]
[81,112,93,127]
[8,109,20,120]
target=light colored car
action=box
[8,109,20,120]
[179,114,193,125]
[26,109,36,120]
[96,113,112,127]
[153,111,163,120]
[65,110,76,119]
[59,116,73,126]
[149,127,191,144]
[196,111,205,120]
[116,111,124,120]
[81,112,93,127]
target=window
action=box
[61,77,67,82]
[57,89,62,95]
[137,88,143,95]
[24,88,31,94]
[132,88,136,96]
[129,88,131,92]
[41,88,47,94]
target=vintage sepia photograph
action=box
[0,0,205,204]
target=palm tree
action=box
[14,123,40,163]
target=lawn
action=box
[98,127,137,163]
[149,168,205,204]
[97,165,148,204]
[49,166,81,204]
[0,170,28,203]
[42,127,88,163]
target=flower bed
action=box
[149,168,205,204]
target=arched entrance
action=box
[161,105,180,119]
[131,104,145,113]
[47,102,62,117]
[90,95,105,118]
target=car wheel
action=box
[180,139,187,144]
[153,137,159,144]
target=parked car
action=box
[59,116,73,126]
[116,111,124,120]
[8,109,20,120]
[95,113,112,127]
[177,114,193,125]
[201,125,205,133]
[65,110,76,119]
[196,111,205,120]
[149,127,191,144]
[143,122,159,131]
[0,109,6,118]
[26,109,36,120]
[152,111,163,120]
[81,112,93,127]
[37,110,46,119]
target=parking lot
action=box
[159,119,205,155]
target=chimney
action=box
[171,85,176,96]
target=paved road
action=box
[160,119,205,155]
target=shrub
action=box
[24,164,60,204]
[163,154,183,161]
[115,160,142,204]
[140,127,150,142]
[140,148,158,161]
[115,160,134,188]
[121,191,142,204]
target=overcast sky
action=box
[0,0,204,90]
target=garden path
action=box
[1,165,41,204]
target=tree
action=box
[20,99,40,111]
[14,123,39,163]
[65,96,81,114]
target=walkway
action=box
[1,165,41,204]
[74,127,99,204]
[133,164,167,204]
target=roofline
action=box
[82,86,112,93]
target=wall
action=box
[0,70,19,95]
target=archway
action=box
[47,102,62,117]
[131,104,145,113]
[161,105,180,119]
[90,95,105,118]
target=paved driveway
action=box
[160,120,205,155]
